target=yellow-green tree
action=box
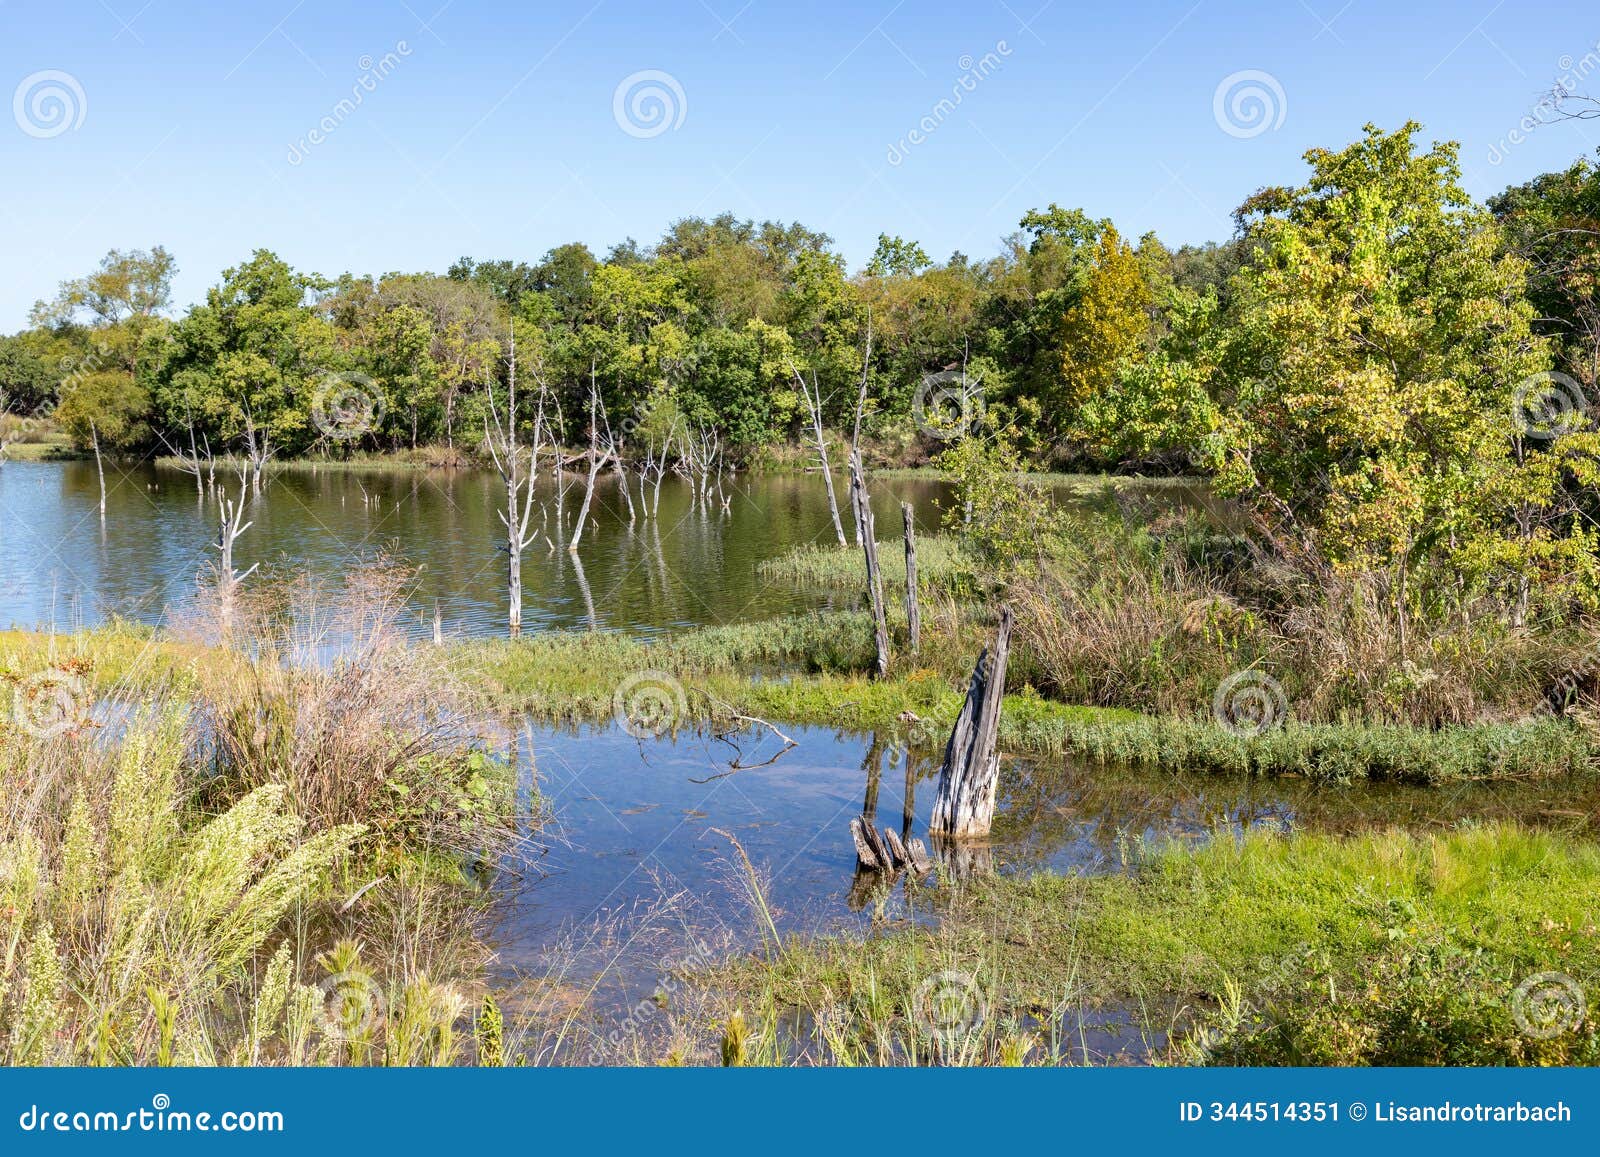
[1079,123,1600,624]
[1057,225,1151,434]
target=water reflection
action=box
[0,460,1211,637]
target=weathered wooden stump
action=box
[929,605,1014,839]
[849,446,890,680]
[901,502,921,654]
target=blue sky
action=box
[2,0,1598,329]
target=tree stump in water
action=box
[929,605,1013,839]
[902,502,921,654]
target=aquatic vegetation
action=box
[705,824,1600,1066]
[757,535,977,595]
[0,569,530,1067]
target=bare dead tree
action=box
[241,408,273,494]
[157,412,208,500]
[788,357,847,545]
[1553,87,1600,120]
[902,501,921,654]
[674,421,725,510]
[847,315,889,679]
[602,395,635,524]
[483,330,546,635]
[88,419,107,520]
[636,418,672,519]
[209,468,258,637]
[569,361,611,553]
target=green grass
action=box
[757,535,976,593]
[7,618,1590,785]
[705,823,1600,1065]
[452,616,1592,784]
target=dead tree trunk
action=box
[89,421,106,519]
[569,363,607,553]
[484,330,544,635]
[847,316,889,679]
[901,502,920,654]
[851,448,890,679]
[929,605,1014,839]
[789,359,846,546]
[212,469,258,636]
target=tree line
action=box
[2,121,1599,622]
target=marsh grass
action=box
[0,563,533,1066]
[455,617,1593,784]
[703,824,1600,1066]
[756,535,978,596]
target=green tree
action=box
[157,250,336,457]
[1490,154,1600,388]
[1083,124,1598,621]
[1057,224,1152,434]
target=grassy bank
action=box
[700,824,1600,1065]
[7,613,1593,787]
[452,614,1594,785]
[0,579,529,1066]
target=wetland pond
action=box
[6,458,1583,1060]
[496,719,1600,1061]
[0,458,1215,636]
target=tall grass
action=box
[1007,510,1591,727]
[0,562,530,1065]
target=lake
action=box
[1,458,962,636]
[0,458,1210,637]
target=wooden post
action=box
[929,605,1014,839]
[901,502,920,654]
[850,446,890,679]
